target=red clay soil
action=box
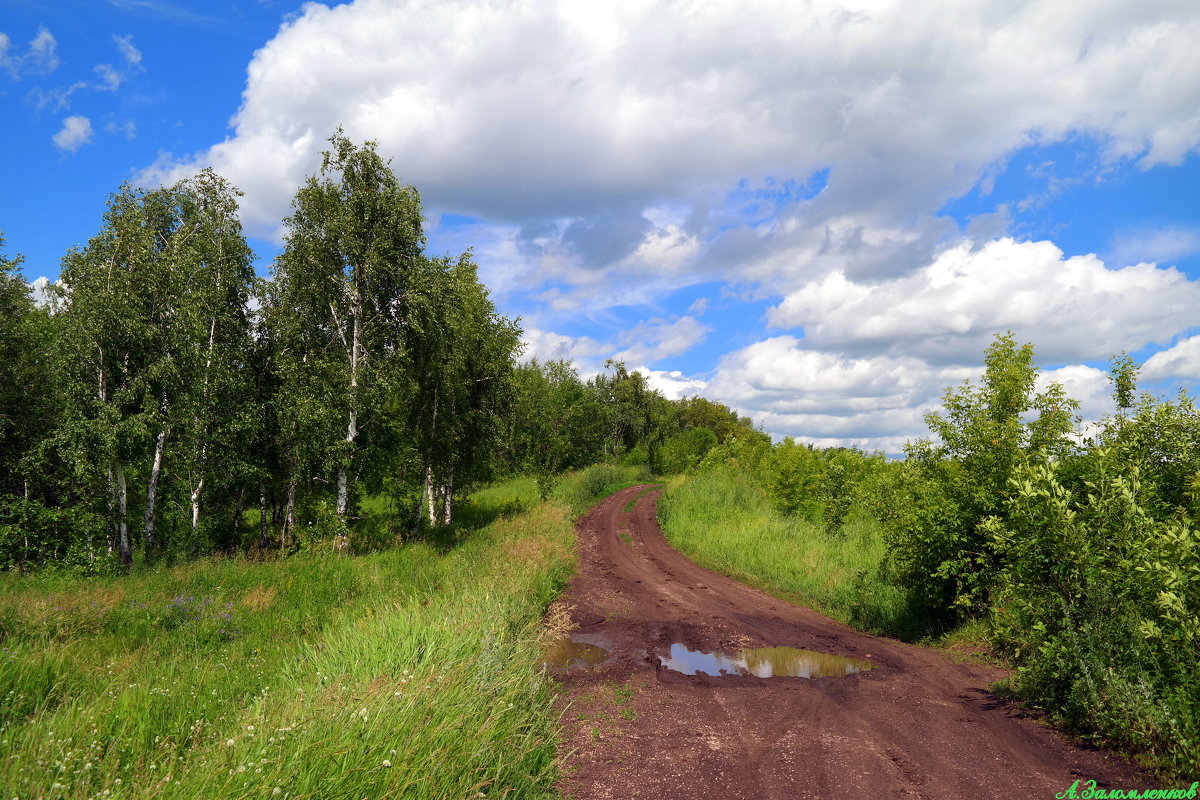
[551,485,1156,800]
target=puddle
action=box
[542,636,610,669]
[662,643,874,678]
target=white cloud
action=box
[139,0,1200,258]
[1036,364,1113,425]
[699,335,975,445]
[1109,225,1200,268]
[611,316,710,366]
[520,314,708,376]
[95,63,122,91]
[768,238,1200,364]
[635,367,708,401]
[1142,336,1200,382]
[104,120,137,139]
[52,115,93,153]
[519,327,608,366]
[114,34,142,67]
[2,26,60,78]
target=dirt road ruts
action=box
[552,485,1153,800]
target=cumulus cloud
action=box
[768,238,1200,364]
[519,327,609,366]
[635,368,708,401]
[52,115,93,153]
[139,0,1200,261]
[611,316,710,366]
[521,314,708,375]
[1142,336,1200,382]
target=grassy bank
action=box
[554,464,655,514]
[657,466,927,641]
[0,480,574,799]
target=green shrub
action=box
[985,459,1200,777]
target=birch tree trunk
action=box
[190,476,205,539]
[284,464,297,547]
[441,472,453,527]
[336,290,362,520]
[116,463,130,566]
[106,464,116,557]
[424,462,436,527]
[259,483,269,549]
[145,427,166,551]
[191,316,217,541]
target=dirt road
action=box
[552,485,1153,799]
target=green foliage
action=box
[556,464,647,512]
[767,438,825,519]
[0,481,574,798]
[984,458,1200,775]
[659,462,928,639]
[885,332,1079,617]
[659,427,718,475]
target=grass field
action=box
[0,479,574,799]
[657,466,929,640]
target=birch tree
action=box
[271,132,424,534]
[407,254,519,526]
[169,170,255,548]
[58,185,165,565]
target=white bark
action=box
[284,472,297,546]
[259,484,269,549]
[424,462,436,527]
[336,292,362,520]
[116,463,129,565]
[190,476,205,539]
[144,428,166,550]
[190,316,217,537]
[422,387,439,526]
[441,472,453,527]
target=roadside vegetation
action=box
[0,478,576,799]
[660,334,1200,780]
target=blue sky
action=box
[3,0,1200,452]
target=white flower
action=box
[382,760,392,768]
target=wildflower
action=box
[226,738,235,747]
[382,760,392,768]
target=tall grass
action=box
[554,464,653,514]
[658,466,926,639]
[0,479,572,799]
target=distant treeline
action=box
[0,132,753,572]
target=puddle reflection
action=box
[662,643,874,678]
[543,636,610,669]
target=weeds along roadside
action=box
[656,462,923,641]
[0,476,581,800]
